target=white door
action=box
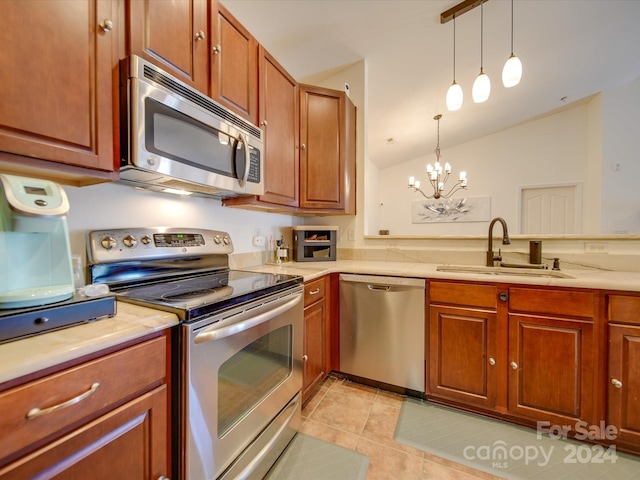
[520,185,580,234]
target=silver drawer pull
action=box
[611,378,623,389]
[26,382,100,420]
[308,288,320,295]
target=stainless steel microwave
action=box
[118,55,263,198]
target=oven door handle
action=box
[194,292,302,344]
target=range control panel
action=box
[87,227,233,264]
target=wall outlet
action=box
[253,235,265,247]
[584,242,608,254]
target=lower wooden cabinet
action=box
[302,276,329,403]
[607,294,640,453]
[428,282,498,409]
[0,332,171,479]
[427,281,600,434]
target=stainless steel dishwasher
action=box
[339,273,425,394]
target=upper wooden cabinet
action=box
[0,0,118,185]
[210,1,259,124]
[126,0,209,93]
[225,47,299,209]
[299,84,356,214]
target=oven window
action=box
[217,325,292,437]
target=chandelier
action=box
[408,114,467,199]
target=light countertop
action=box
[242,260,640,292]
[0,302,178,386]
[2,259,638,387]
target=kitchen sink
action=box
[436,264,574,279]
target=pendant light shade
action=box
[502,0,522,87]
[446,82,463,111]
[472,1,490,103]
[502,54,522,87]
[446,15,463,111]
[472,70,491,103]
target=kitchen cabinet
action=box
[0,0,118,185]
[302,276,330,404]
[223,46,299,210]
[507,287,597,428]
[606,294,640,453]
[299,84,356,214]
[0,332,171,479]
[127,0,209,93]
[210,0,259,124]
[427,281,599,433]
[428,281,499,409]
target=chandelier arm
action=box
[408,186,435,200]
[441,182,468,198]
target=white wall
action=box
[64,182,297,263]
[601,76,640,233]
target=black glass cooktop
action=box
[115,270,302,322]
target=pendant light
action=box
[446,15,463,111]
[502,0,523,87]
[472,1,491,103]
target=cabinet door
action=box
[299,85,346,210]
[608,324,640,451]
[508,314,594,427]
[303,300,326,403]
[429,305,498,409]
[210,1,258,124]
[257,47,299,207]
[0,0,116,174]
[0,386,168,479]
[128,0,208,93]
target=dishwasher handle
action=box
[340,273,425,289]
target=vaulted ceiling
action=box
[223,0,640,168]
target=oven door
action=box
[183,287,303,480]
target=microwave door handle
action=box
[236,133,250,187]
[193,293,302,344]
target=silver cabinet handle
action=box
[212,44,222,54]
[611,378,623,388]
[195,30,205,41]
[308,288,320,295]
[26,383,100,420]
[510,361,518,370]
[303,355,308,361]
[488,357,496,366]
[157,477,170,480]
[99,19,113,32]
[301,143,306,151]
[260,120,268,127]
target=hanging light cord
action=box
[452,15,457,82]
[480,1,484,73]
[510,0,514,55]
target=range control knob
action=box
[141,235,152,245]
[213,235,222,244]
[100,236,117,250]
[223,235,231,245]
[122,235,137,248]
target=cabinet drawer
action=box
[608,294,640,324]
[509,287,594,319]
[0,336,166,458]
[429,281,497,309]
[304,277,326,307]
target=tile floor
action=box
[300,374,503,480]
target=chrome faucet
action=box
[486,217,511,266]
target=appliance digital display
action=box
[153,233,205,247]
[24,186,47,195]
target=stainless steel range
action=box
[87,227,304,480]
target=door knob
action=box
[510,361,518,370]
[611,378,623,388]
[488,357,496,366]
